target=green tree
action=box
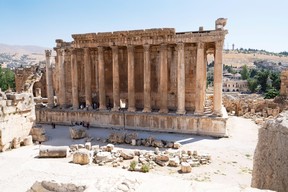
[264,88,279,99]
[240,65,250,80]
[0,65,15,91]
[255,70,270,93]
[247,78,258,93]
[270,71,280,90]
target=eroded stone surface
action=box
[252,111,288,192]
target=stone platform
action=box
[36,107,228,137]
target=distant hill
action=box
[222,49,288,68]
[0,43,47,55]
[0,43,48,68]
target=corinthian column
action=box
[71,49,79,110]
[195,42,205,115]
[127,45,136,112]
[58,49,66,108]
[45,50,54,108]
[213,40,224,116]
[142,44,151,112]
[98,46,106,110]
[84,48,92,109]
[176,43,186,114]
[111,46,120,111]
[159,44,168,113]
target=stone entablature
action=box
[69,28,227,48]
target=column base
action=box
[194,110,204,115]
[128,107,136,112]
[213,110,222,117]
[99,105,107,111]
[142,108,151,113]
[159,108,168,113]
[112,107,119,111]
[176,110,186,115]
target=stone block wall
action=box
[0,91,35,151]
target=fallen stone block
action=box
[27,180,86,192]
[12,137,21,149]
[39,146,69,158]
[23,135,33,146]
[69,127,87,139]
[73,149,93,165]
[181,162,192,173]
[108,132,125,144]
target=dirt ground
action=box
[0,116,268,192]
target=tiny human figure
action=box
[87,122,90,129]
[52,122,56,129]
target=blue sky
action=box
[0,0,287,52]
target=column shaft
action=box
[127,45,136,112]
[45,50,54,108]
[112,46,120,111]
[98,47,106,110]
[84,48,92,109]
[195,42,205,114]
[71,50,79,110]
[143,44,151,112]
[159,44,168,113]
[58,49,66,108]
[213,41,224,115]
[176,43,186,114]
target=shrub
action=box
[141,163,150,173]
[129,160,137,171]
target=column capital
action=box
[143,44,150,52]
[45,50,52,57]
[176,42,184,51]
[58,49,65,56]
[215,40,224,49]
[98,46,104,54]
[197,42,205,49]
[111,45,118,51]
[127,45,134,52]
[160,43,167,51]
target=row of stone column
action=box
[47,41,223,115]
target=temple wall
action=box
[36,108,228,137]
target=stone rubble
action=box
[66,141,211,173]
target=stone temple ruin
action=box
[0,69,43,151]
[36,18,229,137]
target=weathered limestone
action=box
[213,40,224,115]
[30,127,47,142]
[45,50,54,108]
[143,44,151,113]
[159,44,168,113]
[181,162,192,173]
[251,111,288,192]
[98,46,106,110]
[111,46,120,111]
[0,91,35,151]
[71,49,79,110]
[84,48,92,109]
[39,146,69,158]
[195,42,205,115]
[69,127,87,139]
[58,49,66,108]
[23,135,33,146]
[127,45,136,112]
[73,149,93,165]
[27,181,86,192]
[176,43,186,114]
